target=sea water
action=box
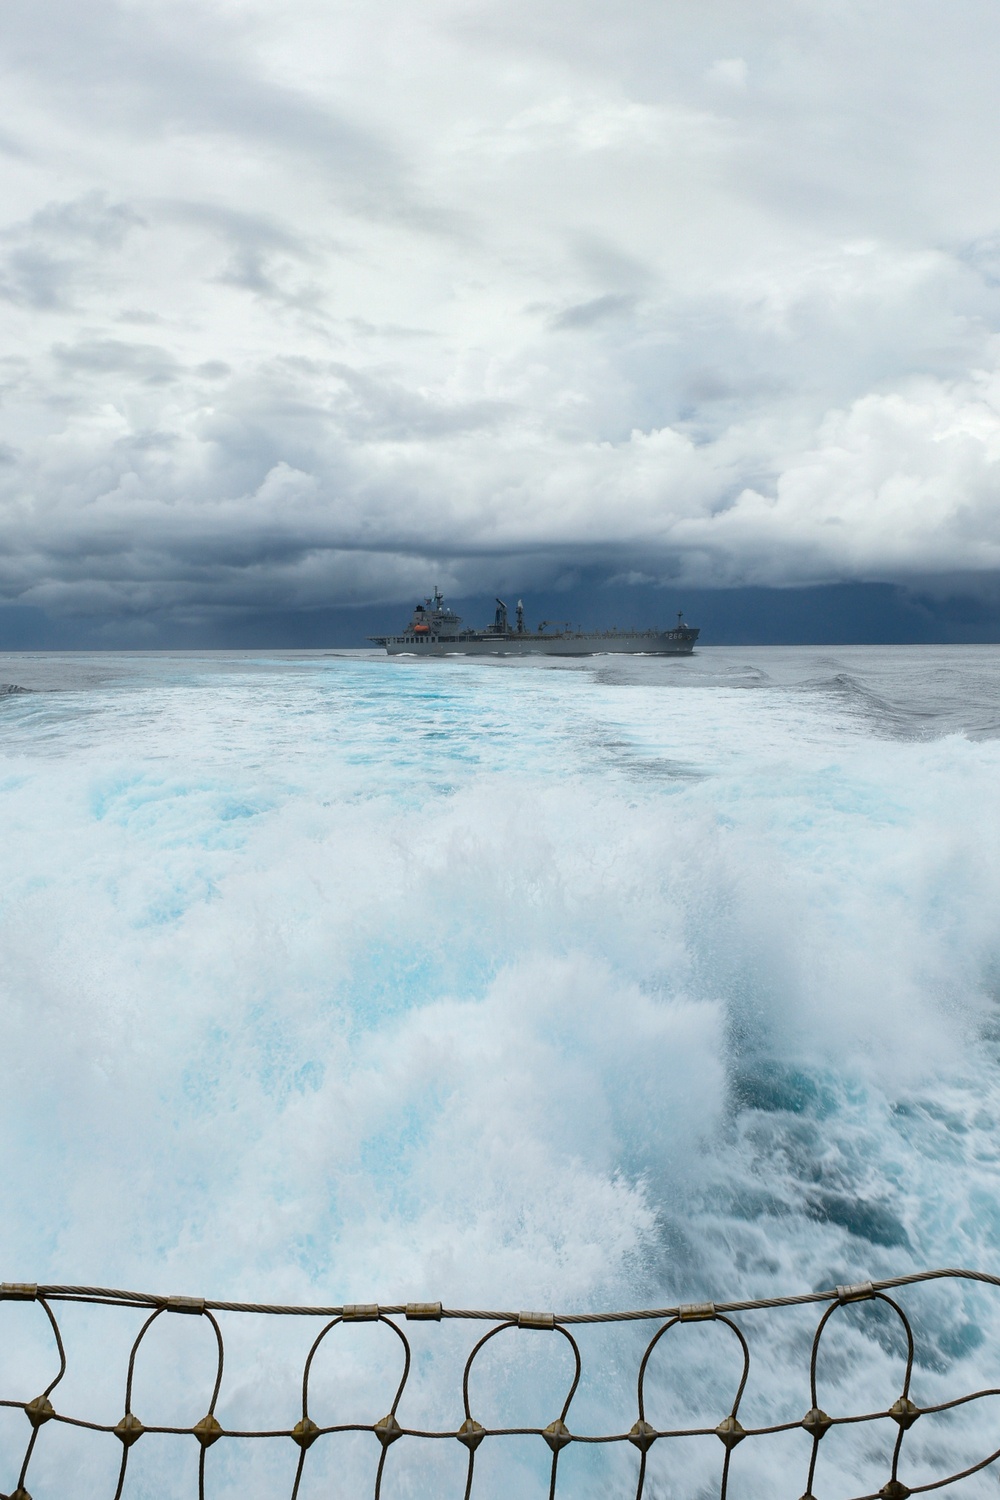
[2,645,1000,1497]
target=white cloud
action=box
[706,57,748,89]
[2,0,1000,619]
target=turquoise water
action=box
[3,645,1000,1495]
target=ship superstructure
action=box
[370,588,699,656]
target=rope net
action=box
[3,1267,1000,1499]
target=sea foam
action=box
[2,646,1000,1494]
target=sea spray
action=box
[2,646,1000,1494]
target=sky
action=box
[3,0,1000,645]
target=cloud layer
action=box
[3,0,1000,623]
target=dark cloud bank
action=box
[4,579,1000,651]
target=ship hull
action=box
[375,630,698,657]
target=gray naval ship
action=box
[371,588,699,657]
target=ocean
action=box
[2,644,1000,1497]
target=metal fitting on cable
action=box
[166,1295,205,1315]
[405,1302,442,1320]
[518,1311,555,1329]
[1,1283,38,1301]
[679,1302,716,1321]
[342,1303,380,1321]
[836,1281,875,1304]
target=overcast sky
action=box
[3,0,1000,640]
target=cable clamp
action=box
[24,1395,56,1428]
[193,1413,223,1448]
[889,1396,920,1429]
[836,1282,875,1304]
[115,1413,145,1447]
[715,1414,746,1449]
[343,1303,379,1321]
[679,1301,716,1322]
[291,1417,320,1449]
[1,1283,38,1301]
[405,1302,442,1320]
[456,1418,485,1450]
[518,1311,555,1329]
[374,1413,403,1447]
[166,1296,206,1315]
[802,1407,832,1438]
[542,1419,572,1451]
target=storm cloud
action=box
[3,0,1000,632]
